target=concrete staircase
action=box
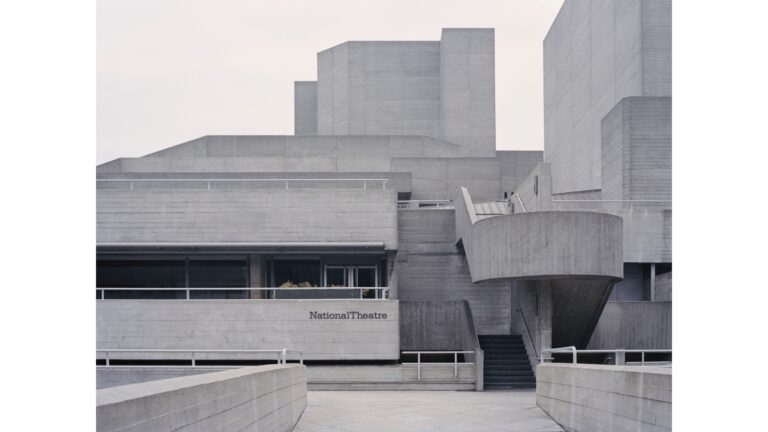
[479,335,535,389]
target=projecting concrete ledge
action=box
[456,188,623,282]
[97,364,307,432]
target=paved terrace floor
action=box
[294,390,563,432]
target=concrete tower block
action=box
[294,81,317,135]
[543,0,671,194]
[440,28,496,157]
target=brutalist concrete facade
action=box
[96,11,671,391]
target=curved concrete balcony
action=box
[456,188,623,283]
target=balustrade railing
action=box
[97,178,389,191]
[96,348,303,368]
[97,286,390,300]
[541,346,672,366]
[401,350,476,381]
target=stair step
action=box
[484,384,535,389]
[484,378,536,384]
[481,346,527,350]
[479,335,523,338]
[484,370,535,375]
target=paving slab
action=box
[293,390,563,432]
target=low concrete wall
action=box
[399,301,478,351]
[97,364,475,392]
[97,300,399,360]
[588,301,672,349]
[97,188,398,250]
[536,363,671,432]
[97,364,306,432]
[455,186,623,282]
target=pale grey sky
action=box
[97,0,564,164]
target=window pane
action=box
[97,260,186,288]
[273,260,320,287]
[188,260,247,288]
[356,268,376,287]
[326,268,346,287]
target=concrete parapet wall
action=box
[97,300,399,360]
[536,363,671,432]
[97,364,307,432]
[97,188,398,250]
[399,301,478,351]
[98,364,476,391]
[587,301,671,349]
[458,205,624,282]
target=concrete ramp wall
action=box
[97,364,307,432]
[537,363,671,432]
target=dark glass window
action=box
[188,260,248,299]
[188,260,247,287]
[355,268,376,287]
[273,260,320,287]
[325,267,347,287]
[97,260,186,288]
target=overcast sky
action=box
[97,0,564,164]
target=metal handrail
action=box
[96,348,303,367]
[551,199,672,203]
[397,200,454,209]
[401,350,476,381]
[97,178,389,191]
[540,346,672,366]
[97,286,390,300]
[513,194,527,213]
[516,308,538,359]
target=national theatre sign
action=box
[309,311,389,320]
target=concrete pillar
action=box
[538,283,553,360]
[475,348,484,391]
[249,256,265,299]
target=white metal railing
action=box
[97,286,390,300]
[540,346,672,366]
[516,308,538,359]
[96,348,303,368]
[97,178,389,191]
[513,194,527,213]
[401,351,476,381]
[397,200,454,209]
[551,199,672,203]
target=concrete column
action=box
[475,348,484,391]
[538,283,553,360]
[509,280,519,335]
[249,256,265,299]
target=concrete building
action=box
[96,2,671,396]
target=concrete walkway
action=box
[293,390,563,432]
